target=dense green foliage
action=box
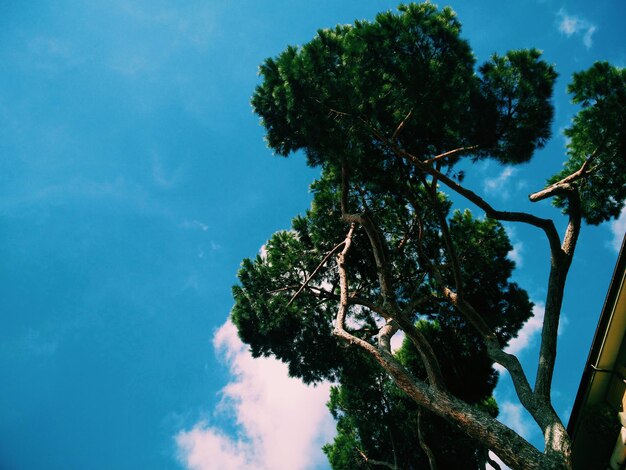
[549,62,626,224]
[323,325,500,469]
[234,2,625,468]
[232,164,532,466]
[232,166,532,382]
[252,3,557,170]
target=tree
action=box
[323,322,503,470]
[232,3,626,469]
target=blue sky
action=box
[0,1,624,469]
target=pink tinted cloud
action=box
[176,320,334,470]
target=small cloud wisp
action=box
[556,9,597,49]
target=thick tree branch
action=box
[332,218,560,470]
[341,162,395,306]
[446,287,571,461]
[335,223,356,331]
[341,162,446,389]
[528,144,604,203]
[362,123,562,256]
[378,319,400,353]
[534,188,581,407]
[334,315,551,469]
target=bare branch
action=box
[335,223,356,331]
[333,313,549,469]
[444,286,571,458]
[418,409,438,470]
[341,162,395,305]
[529,143,604,203]
[422,145,479,166]
[391,107,414,141]
[534,188,581,402]
[378,319,400,353]
[341,162,446,389]
[286,240,346,307]
[357,449,399,470]
[361,122,563,255]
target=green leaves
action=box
[549,62,626,224]
[475,49,557,163]
[324,323,501,469]
[239,4,626,467]
[253,3,557,173]
[232,161,532,383]
[232,230,346,383]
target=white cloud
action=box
[508,242,524,268]
[391,330,406,353]
[175,320,335,470]
[498,401,535,441]
[558,13,580,36]
[583,26,597,49]
[484,167,518,200]
[504,302,544,357]
[608,206,626,252]
[558,315,569,336]
[177,428,254,470]
[182,219,209,231]
[151,152,184,189]
[504,226,524,268]
[557,9,597,49]
[487,451,510,470]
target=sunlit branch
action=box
[422,145,479,166]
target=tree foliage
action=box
[233,3,625,469]
[323,324,501,470]
[548,62,626,224]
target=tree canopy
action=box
[233,3,625,469]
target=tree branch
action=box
[392,107,414,141]
[286,240,346,307]
[418,408,438,470]
[378,319,400,353]
[528,143,604,203]
[331,219,558,470]
[361,122,563,255]
[341,162,446,389]
[422,145,479,166]
[357,449,399,470]
[335,223,356,331]
[533,187,580,406]
[333,312,550,469]
[341,162,395,306]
